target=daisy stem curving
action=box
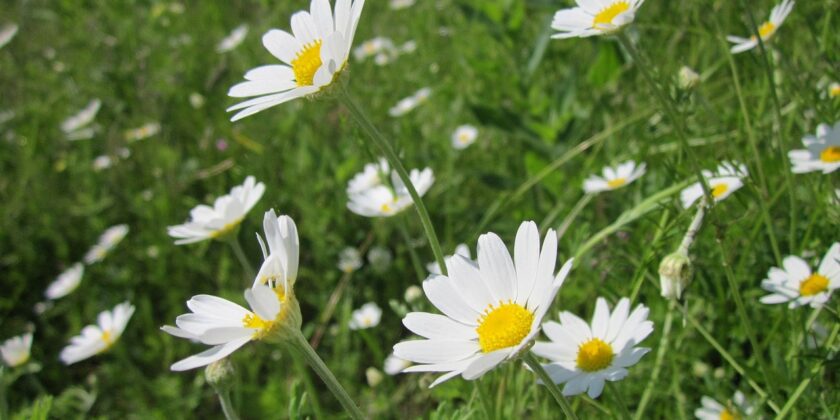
[523,353,579,420]
[216,389,240,420]
[226,235,255,282]
[633,300,674,420]
[338,87,447,276]
[288,329,366,420]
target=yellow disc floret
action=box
[242,312,275,340]
[711,183,729,199]
[576,338,614,372]
[476,301,534,353]
[799,273,829,297]
[758,22,776,39]
[607,177,627,189]
[820,146,840,163]
[593,1,630,29]
[292,40,323,87]
[719,408,741,420]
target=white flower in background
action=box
[349,302,382,330]
[551,0,645,39]
[789,121,840,174]
[189,92,206,108]
[347,167,434,217]
[384,353,412,375]
[426,243,472,275]
[583,161,646,194]
[1,333,33,367]
[404,285,423,303]
[227,0,366,121]
[60,302,134,365]
[0,24,18,49]
[760,243,839,309]
[367,246,393,272]
[217,24,249,53]
[84,224,129,264]
[365,367,384,387]
[45,263,84,300]
[680,162,747,208]
[353,36,394,61]
[695,391,754,420]
[347,158,389,194]
[452,125,478,150]
[167,176,265,244]
[0,110,14,125]
[389,87,432,117]
[830,82,840,99]
[727,0,794,54]
[533,297,653,398]
[338,247,363,273]
[92,155,113,171]
[124,122,161,142]
[390,0,415,10]
[61,99,101,141]
[678,66,701,90]
[394,221,574,387]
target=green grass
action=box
[1,0,838,418]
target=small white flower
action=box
[680,162,748,208]
[189,92,206,108]
[60,302,134,365]
[678,66,701,90]
[61,99,101,140]
[788,121,840,175]
[384,352,412,375]
[1,333,33,367]
[0,24,18,49]
[254,210,300,293]
[404,285,423,303]
[426,243,472,275]
[217,24,249,53]
[365,367,384,387]
[338,247,363,273]
[389,87,432,117]
[347,164,434,218]
[353,37,394,61]
[347,158,389,194]
[367,246,393,272]
[533,297,653,398]
[167,176,265,245]
[84,224,129,264]
[551,0,645,39]
[349,302,382,330]
[760,243,840,308]
[124,122,161,142]
[45,263,84,300]
[695,391,754,420]
[727,0,794,54]
[583,161,646,194]
[389,0,415,10]
[452,125,478,150]
[92,155,113,171]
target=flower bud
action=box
[205,359,236,392]
[404,285,423,303]
[658,251,692,300]
[365,367,384,387]
[678,66,700,90]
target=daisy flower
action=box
[45,263,84,300]
[695,391,754,420]
[61,99,101,141]
[253,210,300,294]
[551,0,645,39]
[1,333,33,367]
[353,36,394,61]
[680,162,747,208]
[227,0,366,121]
[347,165,434,218]
[829,82,840,99]
[92,155,113,171]
[583,161,646,194]
[452,125,478,150]
[0,23,18,49]
[346,158,389,194]
[217,24,248,53]
[167,176,265,245]
[124,122,161,142]
[727,0,794,54]
[84,224,129,264]
[760,243,840,308]
[388,87,431,117]
[60,302,134,365]
[349,302,382,330]
[367,246,393,272]
[789,121,840,174]
[393,221,574,387]
[532,297,653,398]
[338,247,363,273]
[426,243,472,275]
[384,353,412,375]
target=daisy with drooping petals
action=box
[227,0,366,121]
[45,263,84,300]
[347,164,434,217]
[532,297,653,398]
[551,0,645,39]
[583,161,646,194]
[253,210,300,294]
[426,243,472,275]
[60,302,134,365]
[727,0,794,54]
[349,302,382,330]
[789,121,840,174]
[452,125,478,150]
[680,162,747,208]
[760,243,839,308]
[1,333,33,367]
[695,391,755,420]
[393,221,574,387]
[167,176,265,244]
[84,224,129,264]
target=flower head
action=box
[789,121,840,175]
[353,36,394,61]
[452,125,478,150]
[680,162,748,208]
[84,224,129,264]
[338,247,363,273]
[551,0,645,39]
[394,221,573,387]
[254,210,300,296]
[62,99,101,141]
[760,243,839,308]
[583,161,646,194]
[124,122,161,142]
[347,161,434,217]
[217,24,249,53]
[389,0,415,10]
[389,87,431,117]
[830,82,840,99]
[658,251,692,300]
[695,391,755,420]
[678,66,701,90]
[349,302,382,330]
[227,0,366,121]
[1,333,33,367]
[532,297,653,398]
[727,0,794,54]
[60,302,134,365]
[0,24,18,49]
[45,263,84,300]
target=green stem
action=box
[396,219,427,282]
[216,389,241,420]
[523,353,579,420]
[775,324,839,419]
[289,329,366,420]
[554,194,594,239]
[609,383,632,420]
[628,210,670,304]
[633,301,674,420]
[338,88,447,276]
[475,381,496,420]
[226,235,255,282]
[358,329,385,365]
[0,367,7,420]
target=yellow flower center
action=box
[242,312,274,339]
[476,301,534,353]
[758,21,776,38]
[719,409,740,420]
[593,1,630,29]
[831,85,840,98]
[820,146,840,163]
[210,219,242,239]
[711,183,729,198]
[607,177,627,189]
[576,338,614,372]
[292,40,323,87]
[101,330,113,346]
[380,203,392,213]
[459,133,472,143]
[799,274,829,297]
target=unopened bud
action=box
[678,66,700,90]
[404,285,423,303]
[658,251,692,300]
[205,359,236,392]
[365,367,384,387]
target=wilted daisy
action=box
[84,224,129,264]
[353,36,394,61]
[760,243,840,308]
[583,161,646,194]
[452,125,478,150]
[388,87,431,117]
[680,162,747,208]
[695,391,754,420]
[60,302,134,365]
[349,302,382,330]
[227,0,366,121]
[347,165,434,217]
[532,297,653,398]
[384,353,412,375]
[394,221,574,387]
[550,0,645,39]
[167,176,265,244]
[124,122,161,142]
[0,23,18,49]
[427,243,472,275]
[789,121,840,174]
[45,263,84,300]
[338,247,363,273]
[61,99,101,141]
[727,0,794,54]
[217,24,248,53]
[1,333,33,367]
[390,0,415,10]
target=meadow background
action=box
[1,0,838,418]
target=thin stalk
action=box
[226,235,255,282]
[289,329,366,420]
[216,389,241,420]
[358,329,385,365]
[396,220,426,282]
[0,367,7,420]
[633,301,674,420]
[775,324,839,419]
[678,203,706,254]
[554,194,594,239]
[475,381,496,420]
[609,383,633,420]
[338,88,446,276]
[523,353,579,420]
[628,210,670,304]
